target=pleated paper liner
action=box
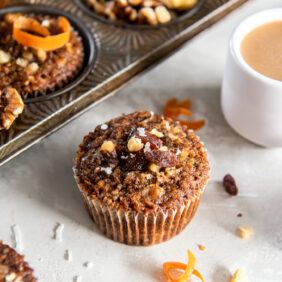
[74,168,202,246]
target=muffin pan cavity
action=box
[74,0,206,28]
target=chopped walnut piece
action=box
[128,137,144,152]
[148,163,160,173]
[33,48,47,61]
[143,0,162,7]
[26,62,39,74]
[168,133,178,140]
[0,50,11,64]
[149,186,164,199]
[128,0,142,5]
[0,88,24,130]
[4,13,22,24]
[22,51,34,61]
[231,268,248,282]
[139,7,158,25]
[16,58,28,68]
[155,6,171,23]
[129,8,138,21]
[55,57,67,67]
[238,226,254,239]
[117,0,128,7]
[100,141,115,152]
[150,128,164,137]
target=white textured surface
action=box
[1,0,282,281]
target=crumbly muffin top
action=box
[75,110,210,213]
[0,14,83,98]
[0,241,37,282]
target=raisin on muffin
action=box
[74,110,210,246]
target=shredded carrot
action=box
[164,98,204,131]
[163,250,204,282]
[176,119,205,131]
[164,107,192,118]
[13,16,70,51]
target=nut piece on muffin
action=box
[0,240,37,281]
[0,87,24,130]
[74,110,210,246]
[84,0,198,25]
[0,13,84,99]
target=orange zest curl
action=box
[164,98,205,131]
[163,250,204,282]
[12,16,70,51]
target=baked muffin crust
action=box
[75,110,210,213]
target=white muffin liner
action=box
[74,168,202,246]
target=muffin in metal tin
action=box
[0,13,84,99]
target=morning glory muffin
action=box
[74,110,210,246]
[0,241,37,281]
[0,13,83,99]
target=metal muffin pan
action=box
[0,5,99,103]
[75,0,206,29]
[0,0,249,166]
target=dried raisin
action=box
[223,174,238,196]
[145,149,178,167]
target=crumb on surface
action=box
[238,226,254,239]
[198,244,206,251]
[84,261,93,268]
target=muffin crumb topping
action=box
[75,110,209,212]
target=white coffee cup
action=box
[221,9,282,147]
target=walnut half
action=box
[0,88,24,130]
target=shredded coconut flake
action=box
[84,261,93,268]
[53,223,64,242]
[121,155,128,159]
[100,124,108,130]
[64,249,72,262]
[137,127,146,137]
[150,111,154,116]
[144,142,151,153]
[150,128,164,137]
[146,174,152,180]
[101,167,112,175]
[5,273,16,281]
[41,20,50,27]
[176,149,181,156]
[11,224,23,252]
